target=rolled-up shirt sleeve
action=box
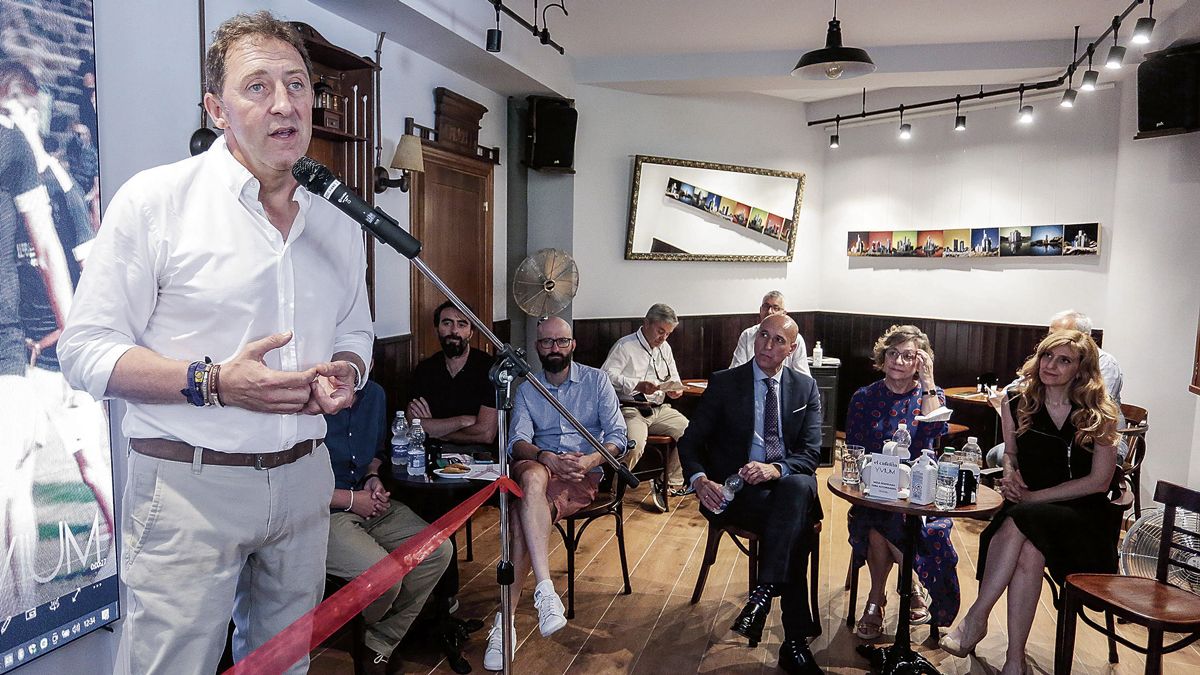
[59,178,160,400]
[331,228,374,384]
[506,385,534,456]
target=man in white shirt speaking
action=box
[730,290,810,376]
[58,12,373,674]
[601,303,689,511]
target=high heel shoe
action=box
[938,620,987,657]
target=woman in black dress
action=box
[940,329,1120,674]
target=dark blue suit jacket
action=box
[678,361,823,484]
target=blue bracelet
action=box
[180,359,210,407]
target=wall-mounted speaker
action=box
[1137,45,1200,139]
[525,96,577,172]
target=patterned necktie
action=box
[763,377,784,463]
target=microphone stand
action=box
[367,217,639,675]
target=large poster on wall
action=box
[0,0,117,670]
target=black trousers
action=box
[706,473,822,640]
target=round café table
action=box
[827,475,1003,674]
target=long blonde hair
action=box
[1014,330,1119,448]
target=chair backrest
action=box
[1151,481,1200,586]
[1118,403,1149,472]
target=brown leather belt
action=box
[130,437,322,470]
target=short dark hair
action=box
[0,60,38,99]
[205,11,311,96]
[433,299,476,326]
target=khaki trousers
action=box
[621,404,689,486]
[326,502,452,656]
[120,444,334,674]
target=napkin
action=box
[915,405,953,423]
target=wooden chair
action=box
[554,451,634,619]
[689,520,823,647]
[1055,480,1200,675]
[1117,403,1149,521]
[628,434,675,511]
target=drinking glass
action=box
[841,445,865,486]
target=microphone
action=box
[291,157,422,259]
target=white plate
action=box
[433,467,471,479]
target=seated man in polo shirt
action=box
[483,316,627,671]
[407,300,498,455]
[601,303,689,511]
[325,377,453,674]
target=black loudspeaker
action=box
[1137,47,1200,137]
[526,96,577,171]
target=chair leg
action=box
[565,520,577,620]
[1105,611,1119,664]
[1132,468,1143,521]
[464,516,474,562]
[846,555,860,628]
[1146,626,1164,675]
[1056,587,1081,675]
[747,538,759,592]
[614,510,631,595]
[660,444,672,513]
[690,526,723,604]
[809,531,822,639]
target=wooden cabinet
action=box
[291,22,379,307]
[810,362,840,466]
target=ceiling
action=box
[547,0,1186,102]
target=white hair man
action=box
[730,291,810,376]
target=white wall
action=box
[569,87,824,319]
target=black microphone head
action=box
[292,156,334,192]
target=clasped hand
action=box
[351,476,391,519]
[998,468,1030,503]
[543,451,592,482]
[218,331,356,415]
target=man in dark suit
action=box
[678,313,825,675]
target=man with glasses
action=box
[485,316,626,670]
[601,303,689,511]
[730,290,810,375]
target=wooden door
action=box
[410,145,494,361]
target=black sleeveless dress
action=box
[977,403,1121,583]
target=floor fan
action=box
[1120,507,1200,591]
[512,248,578,317]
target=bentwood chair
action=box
[1055,480,1200,675]
[627,434,675,512]
[690,520,823,647]
[553,443,634,619]
[1117,403,1149,521]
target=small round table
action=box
[827,475,1003,674]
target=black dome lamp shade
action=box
[791,1,875,80]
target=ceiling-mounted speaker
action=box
[1136,45,1200,139]
[525,95,577,172]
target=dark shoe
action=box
[778,639,824,674]
[731,595,771,643]
[650,479,668,512]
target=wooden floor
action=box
[312,468,1199,674]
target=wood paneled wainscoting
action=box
[572,311,1100,434]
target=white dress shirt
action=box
[730,323,810,376]
[59,136,374,454]
[601,329,680,406]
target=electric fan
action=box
[1120,506,1200,592]
[512,248,578,318]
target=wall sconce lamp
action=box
[374,132,425,193]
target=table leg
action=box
[855,514,941,674]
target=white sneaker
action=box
[483,612,516,671]
[533,583,568,637]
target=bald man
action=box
[487,316,627,670]
[679,314,825,674]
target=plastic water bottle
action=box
[891,423,912,459]
[959,437,982,476]
[935,451,959,510]
[709,474,745,515]
[407,419,427,476]
[811,341,824,367]
[390,412,410,470]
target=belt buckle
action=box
[254,454,267,470]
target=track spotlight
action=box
[1106,16,1125,69]
[830,116,840,148]
[1132,0,1155,44]
[898,105,911,140]
[1061,28,1079,108]
[1017,85,1033,124]
[954,95,966,131]
[485,1,503,52]
[1081,44,1099,91]
[1060,88,1078,107]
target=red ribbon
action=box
[223,475,523,675]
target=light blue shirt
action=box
[508,362,628,472]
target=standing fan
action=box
[1120,507,1200,592]
[513,248,578,317]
